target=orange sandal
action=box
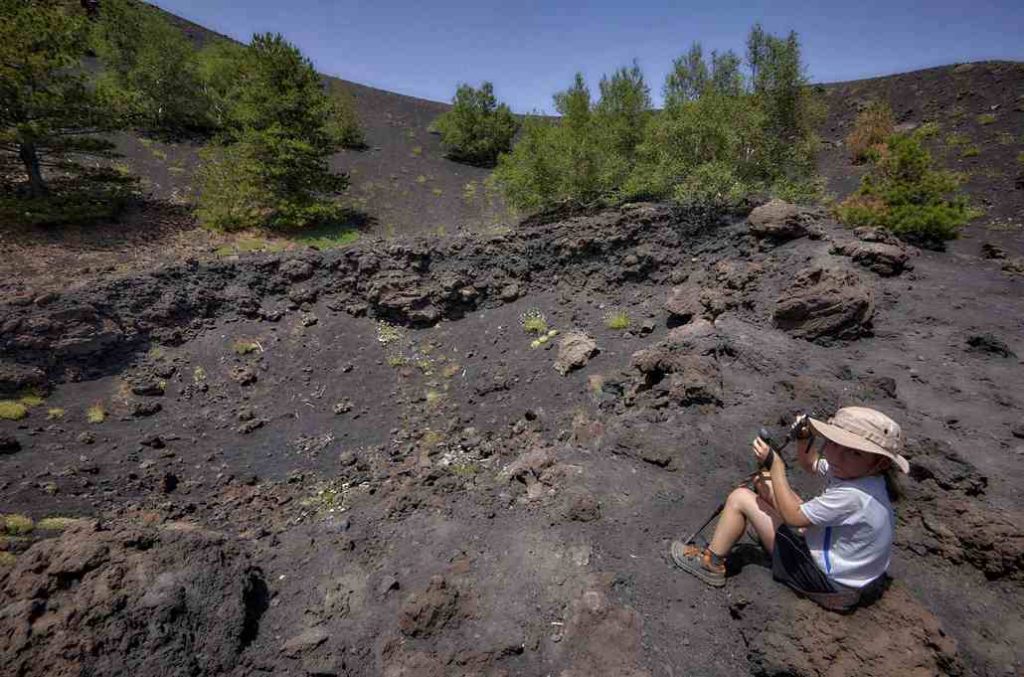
[671,540,726,587]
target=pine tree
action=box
[196,33,349,230]
[0,0,118,196]
[431,82,518,167]
[91,0,209,132]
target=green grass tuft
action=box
[46,407,65,420]
[0,401,28,421]
[36,517,85,531]
[520,308,548,334]
[2,514,34,535]
[605,310,631,330]
[232,339,260,355]
[86,403,106,424]
[976,113,996,126]
[288,222,360,250]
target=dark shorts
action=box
[770,525,886,612]
[771,524,836,594]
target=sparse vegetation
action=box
[520,308,548,334]
[36,516,85,531]
[193,366,207,383]
[961,144,981,158]
[0,401,28,421]
[846,102,895,163]
[2,514,34,536]
[945,132,969,148]
[0,552,14,569]
[430,82,519,167]
[916,121,941,138]
[605,310,631,330]
[325,81,365,149]
[376,321,404,346]
[976,113,996,126]
[232,339,261,355]
[86,403,107,424]
[18,392,44,408]
[836,131,978,245]
[47,407,65,420]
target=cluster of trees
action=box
[433,25,823,223]
[1,0,362,229]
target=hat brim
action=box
[809,417,910,474]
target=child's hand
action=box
[752,437,773,466]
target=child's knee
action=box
[726,486,755,509]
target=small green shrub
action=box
[430,82,519,167]
[0,552,15,569]
[0,401,28,421]
[86,403,107,424]
[232,339,260,355]
[36,517,85,531]
[945,132,969,147]
[976,113,996,126]
[325,81,365,149]
[2,514,34,535]
[520,308,548,334]
[46,407,65,420]
[1017,151,1024,167]
[846,102,895,163]
[916,121,941,138]
[836,132,977,245]
[961,145,981,158]
[376,321,404,346]
[605,310,630,330]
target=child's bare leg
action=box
[708,487,782,556]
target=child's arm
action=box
[753,437,811,528]
[796,435,818,474]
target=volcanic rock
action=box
[280,258,314,282]
[772,267,874,341]
[965,332,1015,358]
[833,241,911,277]
[280,627,328,657]
[555,332,598,375]
[733,584,961,676]
[664,283,703,322]
[0,521,267,677]
[0,434,21,455]
[398,575,460,638]
[748,199,808,241]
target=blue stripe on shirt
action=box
[823,526,833,574]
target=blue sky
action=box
[153,1,1024,113]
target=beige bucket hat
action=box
[809,406,909,474]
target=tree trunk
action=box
[19,143,47,197]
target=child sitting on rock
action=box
[672,406,909,612]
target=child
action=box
[671,406,909,611]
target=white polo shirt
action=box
[799,459,894,588]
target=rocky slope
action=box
[2,201,1022,675]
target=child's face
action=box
[823,441,887,479]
